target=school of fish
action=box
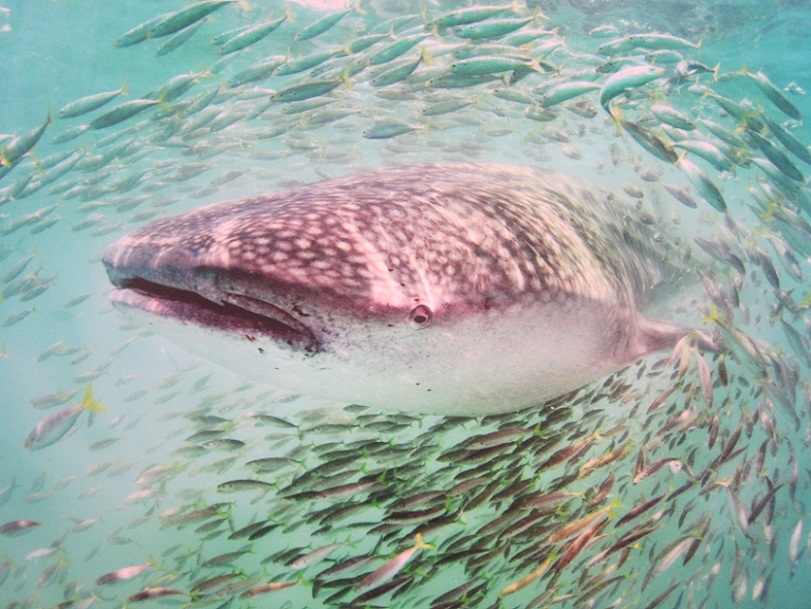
[1,1,811,609]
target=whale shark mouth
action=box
[109,277,319,354]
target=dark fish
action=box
[0,519,41,536]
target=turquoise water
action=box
[2,1,811,608]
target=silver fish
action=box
[24,385,106,450]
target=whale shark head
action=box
[103,163,696,416]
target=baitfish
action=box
[103,164,712,416]
[24,384,106,450]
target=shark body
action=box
[103,163,696,416]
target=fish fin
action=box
[625,316,692,362]
[700,305,719,325]
[510,0,523,15]
[82,384,107,414]
[156,89,173,112]
[607,496,623,520]
[530,4,549,23]
[146,553,163,571]
[636,315,722,362]
[350,0,366,16]
[418,6,429,28]
[414,533,433,550]
[340,66,353,89]
[86,400,107,415]
[688,328,722,355]
[283,3,295,23]
[609,104,624,132]
[419,44,431,66]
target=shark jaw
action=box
[108,275,320,355]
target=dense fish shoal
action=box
[1,1,811,609]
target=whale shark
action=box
[103,163,705,416]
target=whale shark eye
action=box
[409,305,433,329]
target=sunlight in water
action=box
[1,1,811,608]
[290,0,351,9]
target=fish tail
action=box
[418,6,429,29]
[350,0,366,16]
[156,90,173,113]
[607,496,623,520]
[413,533,433,550]
[283,3,295,24]
[86,399,106,414]
[700,304,720,325]
[419,44,431,66]
[82,383,107,413]
[530,4,549,23]
[609,104,623,132]
[340,66,353,89]
[146,553,163,571]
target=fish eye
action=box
[409,305,433,329]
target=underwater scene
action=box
[2,1,811,608]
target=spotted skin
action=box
[103,163,693,416]
[106,164,665,309]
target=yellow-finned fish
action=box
[24,384,105,450]
[355,534,432,590]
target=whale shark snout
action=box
[103,163,703,416]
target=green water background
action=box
[2,1,811,608]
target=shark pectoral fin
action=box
[625,315,719,364]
